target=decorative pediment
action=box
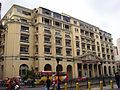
[74,53,102,63]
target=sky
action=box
[0,0,120,45]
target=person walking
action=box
[46,76,51,90]
[115,72,120,88]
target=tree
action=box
[22,67,41,80]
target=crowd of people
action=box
[6,77,20,90]
[0,71,119,90]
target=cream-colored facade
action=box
[0,5,117,79]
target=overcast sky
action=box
[0,0,120,45]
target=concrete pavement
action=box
[0,84,120,90]
[88,84,120,90]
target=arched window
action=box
[113,66,115,74]
[104,66,107,75]
[19,64,28,77]
[67,65,73,78]
[56,64,63,71]
[44,64,52,71]
[109,66,111,75]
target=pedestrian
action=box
[115,72,120,88]
[6,78,11,90]
[46,76,51,90]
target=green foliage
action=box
[23,68,42,80]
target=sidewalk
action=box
[90,84,119,90]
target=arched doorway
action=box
[56,64,63,72]
[94,64,97,77]
[67,65,73,79]
[104,66,107,75]
[108,66,111,75]
[19,64,29,77]
[89,64,92,77]
[83,64,87,77]
[77,63,82,77]
[44,64,52,71]
[98,64,101,76]
[113,66,115,74]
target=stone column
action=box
[92,64,95,77]
[96,64,99,77]
[74,63,78,78]
[87,64,89,77]
[111,66,114,75]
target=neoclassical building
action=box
[0,4,116,79]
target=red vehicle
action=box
[35,71,67,85]
[77,77,87,81]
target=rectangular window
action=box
[76,41,80,48]
[53,12,61,19]
[21,26,29,32]
[35,45,38,53]
[92,45,96,51]
[77,50,80,56]
[44,46,51,54]
[63,16,70,22]
[42,8,51,16]
[64,24,69,30]
[44,29,51,34]
[42,17,52,25]
[22,11,31,16]
[44,36,51,44]
[53,21,62,27]
[66,49,72,56]
[87,44,90,50]
[55,32,61,37]
[66,39,71,47]
[20,34,29,43]
[56,47,62,55]
[20,45,29,54]
[82,43,85,49]
[56,37,62,45]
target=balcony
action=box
[44,30,51,36]
[20,52,29,55]
[66,44,71,48]
[42,18,52,26]
[56,53,63,57]
[42,8,52,16]
[20,40,29,43]
[66,54,72,57]
[44,52,52,56]
[44,41,51,46]
[56,43,62,47]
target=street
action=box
[0,84,120,90]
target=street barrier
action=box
[64,83,67,90]
[100,81,103,90]
[110,80,113,90]
[88,82,91,90]
[76,82,79,90]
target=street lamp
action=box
[56,58,60,90]
[100,61,106,86]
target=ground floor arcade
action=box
[0,54,117,79]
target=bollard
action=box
[64,83,67,90]
[76,82,79,90]
[100,81,103,90]
[110,80,113,90]
[88,82,91,90]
